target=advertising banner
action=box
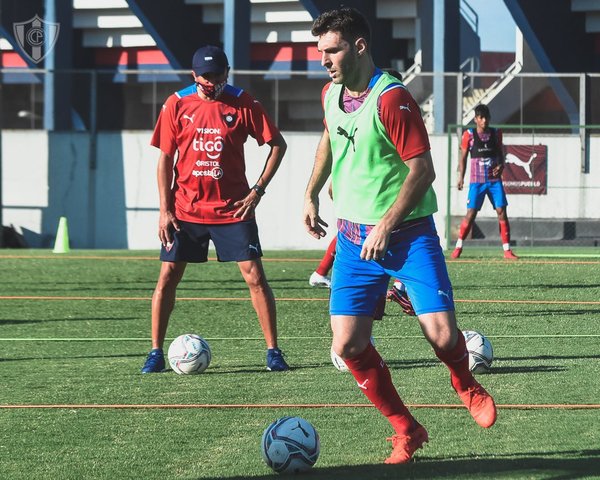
[503,145,548,194]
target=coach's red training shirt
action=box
[151,83,280,223]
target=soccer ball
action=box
[167,333,211,374]
[330,346,349,372]
[463,330,493,373]
[330,336,375,372]
[261,416,320,474]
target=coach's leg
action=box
[238,259,277,348]
[151,261,187,349]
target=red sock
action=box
[434,330,474,392]
[458,219,472,240]
[316,237,337,276]
[499,220,510,245]
[344,343,415,434]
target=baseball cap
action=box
[192,45,229,75]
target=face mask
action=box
[196,80,226,99]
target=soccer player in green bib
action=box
[303,8,497,464]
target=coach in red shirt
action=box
[141,45,289,373]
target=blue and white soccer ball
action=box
[463,330,493,373]
[167,333,211,374]
[261,416,320,474]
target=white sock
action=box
[502,243,510,251]
[455,239,463,249]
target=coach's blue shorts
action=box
[160,219,262,263]
[330,216,454,317]
[467,181,508,211]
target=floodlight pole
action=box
[433,0,445,134]
[223,0,250,85]
[43,0,55,131]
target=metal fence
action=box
[1,69,600,134]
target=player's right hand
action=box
[158,211,180,246]
[303,200,328,239]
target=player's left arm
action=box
[233,98,287,219]
[361,152,435,261]
[360,86,434,261]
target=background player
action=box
[452,104,518,259]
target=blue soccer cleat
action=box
[141,348,165,373]
[266,348,290,371]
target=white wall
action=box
[1,131,598,249]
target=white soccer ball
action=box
[167,333,211,374]
[330,346,349,372]
[330,336,375,372]
[261,416,320,474]
[463,330,493,373]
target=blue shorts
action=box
[330,216,454,317]
[159,219,262,263]
[467,181,507,210]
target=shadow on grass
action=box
[200,449,600,480]
[483,365,568,374]
[0,316,138,325]
[0,353,141,363]
[501,354,600,361]
[457,307,600,316]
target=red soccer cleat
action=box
[454,380,497,428]
[386,286,416,316]
[503,250,518,260]
[384,424,429,464]
[450,247,463,259]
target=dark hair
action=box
[474,104,491,118]
[311,8,371,46]
[382,68,403,82]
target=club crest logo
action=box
[13,15,60,64]
[223,113,236,127]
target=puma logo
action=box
[248,244,259,253]
[336,126,357,152]
[437,289,452,300]
[505,152,537,179]
[399,103,411,112]
[357,379,369,390]
[182,113,195,124]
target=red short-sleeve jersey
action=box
[151,84,280,223]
